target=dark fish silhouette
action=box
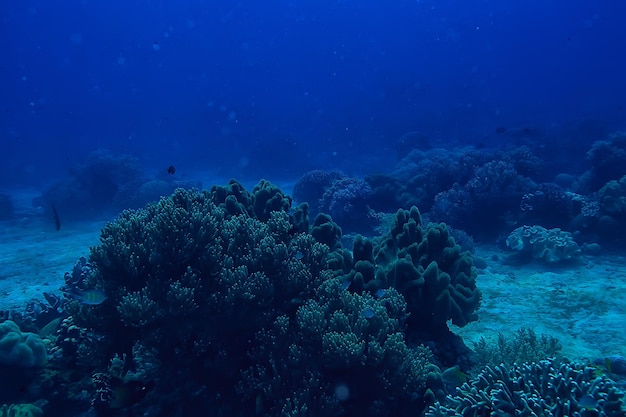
[167,165,176,175]
[52,205,61,231]
[92,373,155,416]
[109,379,155,409]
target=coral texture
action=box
[599,175,626,215]
[340,206,480,338]
[427,360,626,417]
[506,225,582,264]
[0,320,47,368]
[57,182,441,416]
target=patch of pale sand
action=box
[453,246,626,363]
[0,217,103,311]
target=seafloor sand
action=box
[1,213,624,364]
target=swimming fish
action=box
[52,204,61,231]
[441,366,467,389]
[577,394,598,411]
[92,373,154,415]
[167,165,176,175]
[64,288,107,305]
[109,379,155,409]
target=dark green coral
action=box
[427,360,626,417]
[64,183,444,416]
[344,207,480,337]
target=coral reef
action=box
[471,327,562,371]
[239,278,438,416]
[0,403,43,417]
[520,183,594,229]
[432,160,536,236]
[0,320,47,368]
[585,131,626,191]
[0,320,47,405]
[34,150,201,221]
[599,175,626,216]
[338,206,480,341]
[34,151,142,220]
[427,360,626,416]
[390,146,541,224]
[293,171,378,233]
[506,225,582,264]
[47,181,455,416]
[292,170,346,211]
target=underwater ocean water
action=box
[2,0,626,416]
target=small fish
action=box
[109,379,155,409]
[341,279,351,291]
[605,356,613,374]
[441,366,467,389]
[167,165,176,175]
[52,204,61,231]
[375,288,387,298]
[578,394,598,411]
[294,251,304,260]
[362,307,376,319]
[64,288,107,305]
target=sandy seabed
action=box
[1,215,624,364]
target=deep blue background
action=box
[2,0,625,186]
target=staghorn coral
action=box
[472,327,562,371]
[427,360,626,417]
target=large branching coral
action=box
[59,182,441,416]
[239,277,436,417]
[427,360,626,417]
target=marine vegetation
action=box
[471,327,563,371]
[41,180,476,416]
[427,359,626,416]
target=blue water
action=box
[3,2,626,417]
[3,1,625,185]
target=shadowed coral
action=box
[59,182,445,416]
[599,175,626,215]
[343,207,480,338]
[240,277,435,417]
[0,320,47,368]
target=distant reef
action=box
[32,150,200,222]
